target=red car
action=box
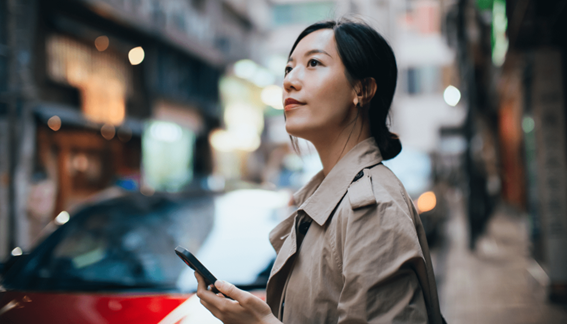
[0,189,290,323]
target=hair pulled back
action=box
[289,18,401,160]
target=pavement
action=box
[431,190,567,324]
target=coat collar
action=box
[293,137,383,226]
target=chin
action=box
[285,126,301,139]
[285,120,303,137]
[285,122,315,142]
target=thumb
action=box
[215,280,247,301]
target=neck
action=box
[312,118,371,176]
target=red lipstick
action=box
[284,98,305,111]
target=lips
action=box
[284,98,305,111]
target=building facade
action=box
[0,0,267,259]
[450,0,567,301]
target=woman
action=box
[196,18,444,324]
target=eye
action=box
[284,66,292,76]
[308,59,320,67]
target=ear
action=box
[360,78,377,106]
[353,78,377,107]
[352,82,362,106]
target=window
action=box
[273,2,335,27]
[407,68,420,94]
[406,66,441,95]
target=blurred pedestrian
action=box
[195,18,445,324]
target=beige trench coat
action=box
[266,138,443,324]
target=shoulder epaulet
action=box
[347,169,377,209]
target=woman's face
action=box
[283,29,357,143]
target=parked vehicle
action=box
[383,147,449,243]
[0,189,290,323]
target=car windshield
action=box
[4,189,289,293]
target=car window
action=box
[4,191,285,292]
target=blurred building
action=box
[502,0,567,303]
[442,0,503,251]
[390,0,463,154]
[0,0,268,258]
[449,0,567,302]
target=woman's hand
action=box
[195,272,281,324]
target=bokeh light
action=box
[118,126,132,142]
[150,121,182,142]
[47,115,61,131]
[261,85,284,110]
[128,46,145,65]
[417,191,437,213]
[101,123,116,140]
[11,247,22,256]
[209,128,260,152]
[140,185,155,196]
[443,85,461,107]
[522,116,535,133]
[251,69,276,87]
[94,36,109,51]
[234,59,258,79]
[234,59,275,87]
[55,211,70,225]
[72,154,89,172]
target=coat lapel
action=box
[269,211,296,254]
[299,138,383,226]
[266,213,300,316]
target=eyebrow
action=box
[288,49,332,62]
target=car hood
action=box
[0,290,189,324]
[0,289,266,324]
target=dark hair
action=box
[288,18,401,160]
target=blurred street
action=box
[432,189,567,323]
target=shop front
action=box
[30,24,146,237]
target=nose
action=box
[283,67,302,93]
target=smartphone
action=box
[175,246,220,294]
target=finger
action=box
[195,273,215,292]
[195,272,207,291]
[214,280,251,304]
[195,272,219,293]
[200,289,240,318]
[195,273,218,301]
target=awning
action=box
[34,103,144,136]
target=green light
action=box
[522,116,535,133]
[492,0,508,66]
[476,0,493,10]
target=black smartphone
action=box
[175,246,220,294]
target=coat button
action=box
[353,171,364,182]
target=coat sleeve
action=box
[337,178,428,324]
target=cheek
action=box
[309,75,353,122]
